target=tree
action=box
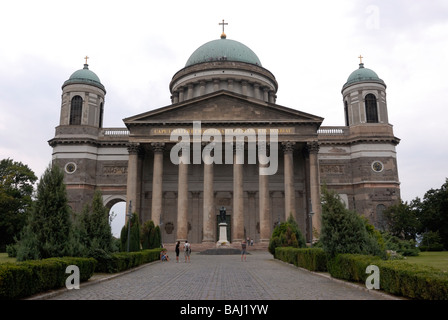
[0,158,37,251]
[383,199,421,241]
[14,163,73,260]
[73,190,114,257]
[120,212,140,252]
[320,186,384,258]
[141,220,162,249]
[417,178,448,250]
[268,215,306,255]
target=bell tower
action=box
[341,56,388,127]
[59,57,106,128]
[49,58,109,213]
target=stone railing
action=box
[317,126,348,136]
[100,128,130,137]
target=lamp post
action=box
[308,199,314,247]
[126,201,132,252]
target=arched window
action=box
[99,102,104,128]
[365,94,378,123]
[69,96,83,125]
[344,100,350,126]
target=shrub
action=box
[120,213,141,252]
[268,216,306,255]
[383,232,420,256]
[376,259,448,299]
[327,254,381,283]
[296,248,328,272]
[274,247,328,272]
[326,253,448,300]
[141,221,162,250]
[320,186,384,258]
[94,248,163,273]
[419,231,444,251]
[0,257,96,299]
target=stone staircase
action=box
[162,241,269,253]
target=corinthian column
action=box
[126,143,141,222]
[233,142,244,242]
[282,142,296,219]
[202,143,215,243]
[307,141,321,235]
[258,144,270,242]
[176,149,189,242]
[151,142,164,226]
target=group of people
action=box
[175,240,191,263]
[160,241,191,263]
[161,238,252,262]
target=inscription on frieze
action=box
[150,127,295,135]
[103,166,128,175]
[320,165,345,174]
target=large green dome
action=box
[185,37,262,67]
[63,64,105,91]
[343,63,385,89]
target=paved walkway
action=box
[33,250,399,301]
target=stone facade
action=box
[49,38,400,244]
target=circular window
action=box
[371,161,384,173]
[65,162,77,174]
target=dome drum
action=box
[170,61,278,103]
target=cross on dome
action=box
[219,19,228,39]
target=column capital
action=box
[306,141,320,154]
[281,141,295,153]
[151,142,165,153]
[127,143,142,155]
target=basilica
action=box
[49,27,401,244]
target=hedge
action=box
[274,247,448,300]
[94,248,163,273]
[0,257,96,300]
[274,247,327,272]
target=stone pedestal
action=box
[216,223,229,247]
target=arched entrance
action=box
[104,195,127,238]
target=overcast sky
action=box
[1,1,447,237]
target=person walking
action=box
[184,240,191,263]
[241,240,247,262]
[175,241,180,263]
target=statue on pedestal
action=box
[219,206,226,223]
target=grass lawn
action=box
[405,251,448,272]
[0,252,16,264]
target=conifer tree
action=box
[15,164,72,260]
[320,186,384,258]
[74,190,114,257]
[120,212,140,252]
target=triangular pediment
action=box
[124,90,323,126]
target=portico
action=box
[123,91,323,243]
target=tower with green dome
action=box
[59,58,106,128]
[341,58,389,126]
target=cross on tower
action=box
[219,19,228,35]
[358,55,363,64]
[84,56,89,65]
